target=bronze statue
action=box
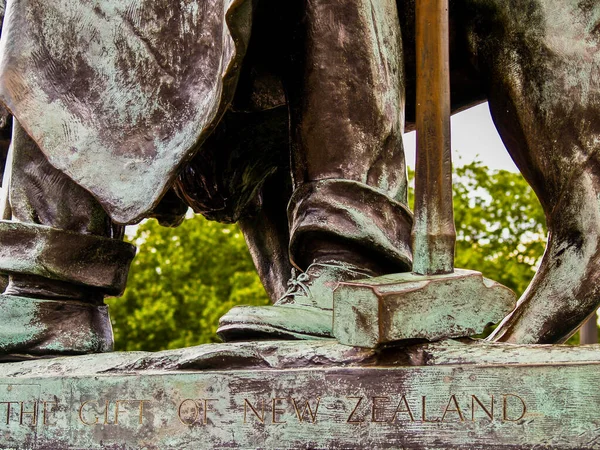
[0,0,597,359]
[0,0,413,358]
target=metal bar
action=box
[412,0,455,275]
[580,312,598,344]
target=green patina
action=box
[0,297,42,352]
[333,269,516,348]
[0,339,599,449]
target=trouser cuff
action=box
[288,180,413,272]
[0,221,136,296]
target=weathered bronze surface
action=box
[332,0,517,350]
[2,1,600,447]
[1,339,600,449]
[334,270,515,348]
[0,0,418,355]
[0,0,596,356]
[0,0,253,224]
[413,0,456,276]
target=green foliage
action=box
[409,161,547,297]
[453,162,547,295]
[106,216,269,351]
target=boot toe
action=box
[217,304,334,342]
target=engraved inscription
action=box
[178,399,216,426]
[0,391,529,430]
[243,397,322,424]
[78,400,151,426]
[343,394,527,424]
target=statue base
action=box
[0,339,598,449]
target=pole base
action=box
[333,269,516,348]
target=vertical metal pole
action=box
[412,0,455,275]
[580,312,598,344]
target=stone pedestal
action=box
[1,339,599,449]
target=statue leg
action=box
[237,170,294,303]
[467,0,600,343]
[0,122,136,359]
[218,0,413,340]
[286,0,412,274]
[175,104,294,303]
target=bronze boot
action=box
[218,262,374,341]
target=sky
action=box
[403,102,519,173]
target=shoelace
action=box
[280,270,311,302]
[278,262,372,307]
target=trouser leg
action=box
[285,0,413,274]
[0,121,135,358]
[238,170,293,302]
[217,0,413,341]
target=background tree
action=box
[106,216,269,351]
[110,161,572,351]
[452,162,547,295]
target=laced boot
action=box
[217,261,374,341]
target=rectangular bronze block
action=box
[333,269,516,348]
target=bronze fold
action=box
[0,295,113,359]
[0,221,136,296]
[288,180,413,273]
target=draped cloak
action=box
[0,0,252,224]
